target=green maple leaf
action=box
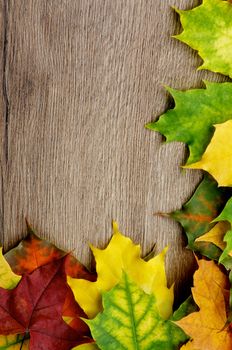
[146,82,232,165]
[174,0,232,77]
[213,197,232,269]
[220,230,232,269]
[170,175,231,259]
[86,273,187,350]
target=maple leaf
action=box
[0,248,21,290]
[68,222,173,320]
[0,258,92,350]
[72,343,99,350]
[174,0,232,77]
[5,224,96,348]
[180,342,195,350]
[172,296,198,323]
[5,222,95,281]
[0,334,29,349]
[214,198,232,224]
[72,344,99,350]
[170,174,230,259]
[186,120,232,186]
[219,230,232,269]
[213,197,232,268]
[146,82,232,165]
[0,251,25,348]
[86,272,187,350]
[63,289,99,350]
[175,259,232,350]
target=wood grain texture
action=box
[0,0,227,300]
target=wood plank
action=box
[2,0,226,299]
[0,0,7,244]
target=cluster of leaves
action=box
[146,0,232,348]
[0,221,191,349]
[0,222,97,350]
[4,220,229,350]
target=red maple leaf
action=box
[62,288,89,332]
[0,258,92,349]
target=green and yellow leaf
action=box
[186,120,232,187]
[0,334,29,349]
[146,82,232,165]
[0,248,21,290]
[68,222,173,320]
[72,344,99,350]
[175,0,232,77]
[86,273,187,350]
[195,221,229,251]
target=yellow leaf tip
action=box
[112,221,119,234]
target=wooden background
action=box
[0,0,225,300]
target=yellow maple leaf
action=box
[68,222,173,319]
[0,248,21,289]
[0,334,29,349]
[195,221,229,251]
[176,259,232,350]
[184,120,232,187]
[180,341,197,350]
[72,344,99,350]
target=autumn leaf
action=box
[0,251,25,348]
[63,289,99,350]
[146,82,232,164]
[172,296,198,322]
[176,259,232,350]
[68,222,173,320]
[170,175,230,259]
[0,248,21,290]
[212,197,232,268]
[219,230,232,270]
[195,221,229,251]
[4,222,66,274]
[186,120,232,187]
[0,258,92,349]
[65,254,96,281]
[180,342,195,350]
[5,222,95,281]
[0,334,29,349]
[215,197,232,223]
[174,0,232,77]
[86,272,187,350]
[72,344,99,350]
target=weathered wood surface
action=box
[0,0,225,298]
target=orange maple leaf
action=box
[176,259,232,350]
